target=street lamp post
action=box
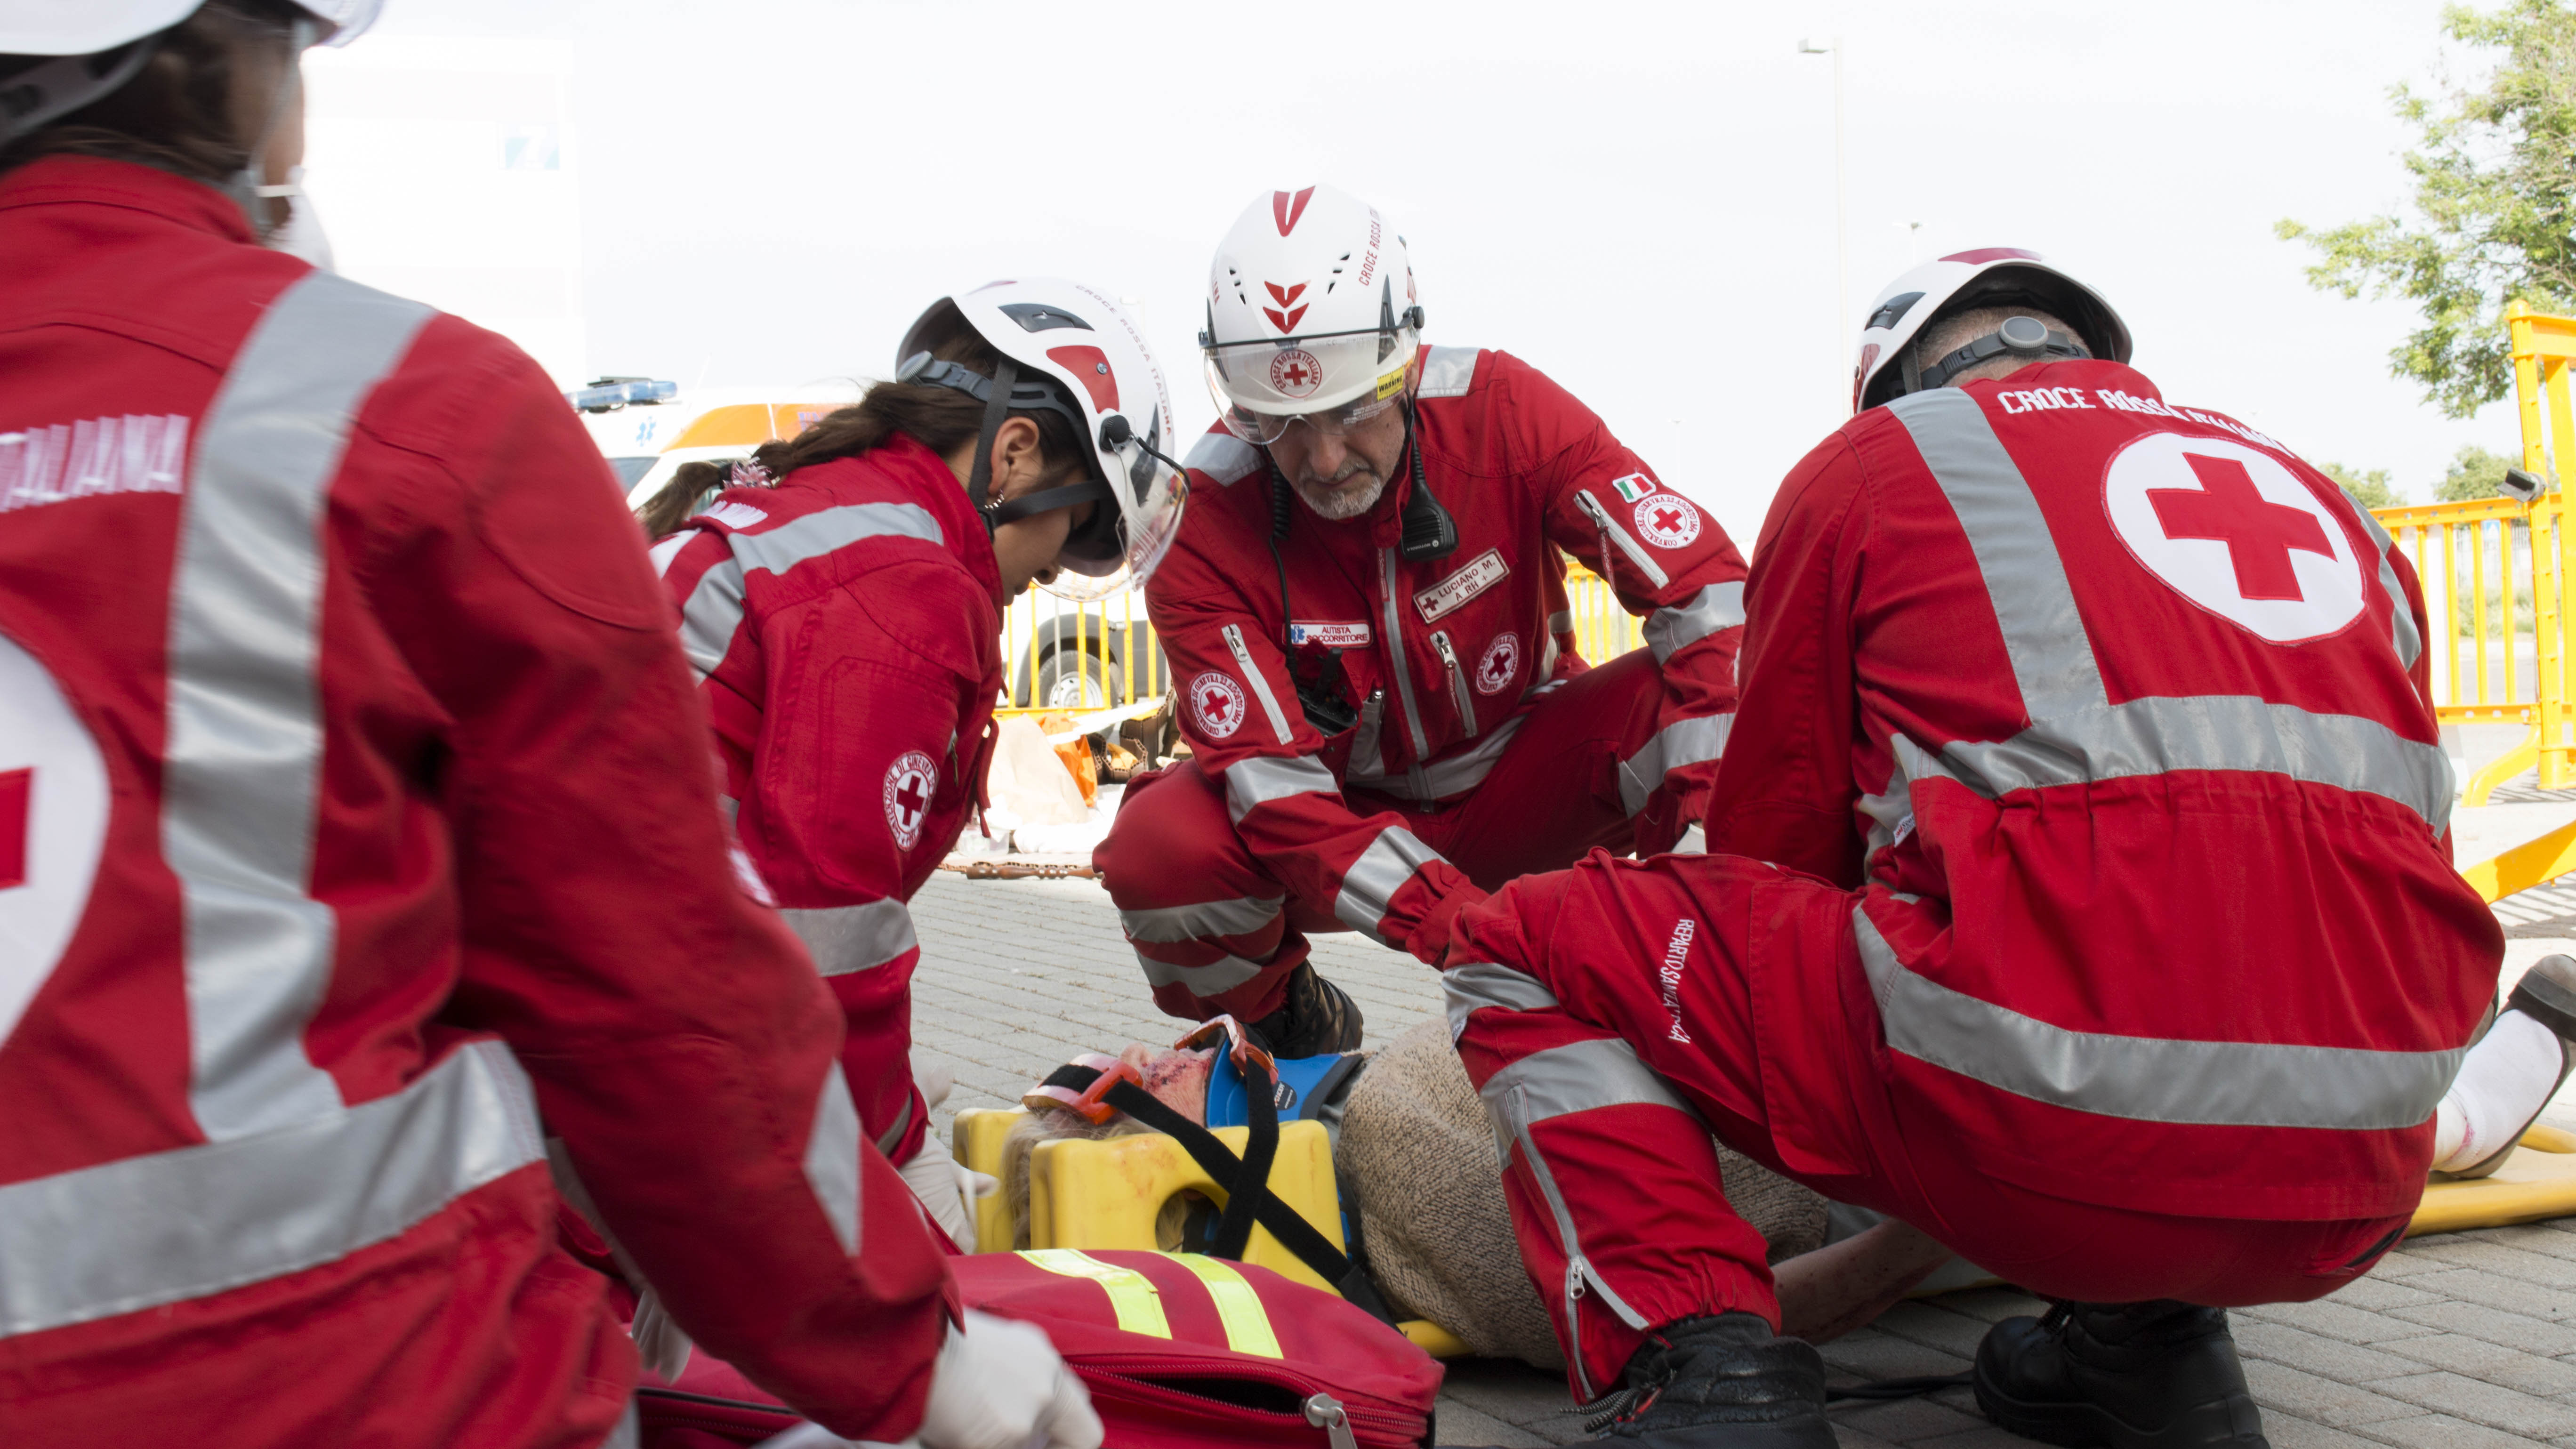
[1798,36,1846,404]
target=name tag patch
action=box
[1414,547,1509,623]
[1288,620,1372,648]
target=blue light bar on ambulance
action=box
[565,378,678,411]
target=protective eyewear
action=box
[1214,386,1405,446]
[1202,322,1415,445]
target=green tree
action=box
[2276,0,2576,418]
[2322,462,2406,509]
[2436,443,2519,499]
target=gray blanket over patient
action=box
[1336,1019,1827,1370]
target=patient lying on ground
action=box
[1002,1019,1950,1368]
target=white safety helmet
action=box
[1852,248,2132,414]
[1200,184,1425,444]
[896,278,1188,600]
[0,1,377,144]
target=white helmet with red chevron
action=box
[1852,247,2132,414]
[896,278,1188,597]
[1201,184,1424,429]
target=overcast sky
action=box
[317,0,2522,544]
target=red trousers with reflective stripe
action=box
[1099,650,1664,1023]
[1446,853,2413,1397]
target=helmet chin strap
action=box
[964,356,1016,534]
[1897,314,2087,397]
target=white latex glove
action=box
[916,1310,1103,1449]
[896,1135,996,1253]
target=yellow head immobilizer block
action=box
[952,1108,1471,1357]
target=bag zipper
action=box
[1083,1355,1426,1442]
[1428,630,1479,739]
[1573,489,1670,591]
[1375,547,1433,798]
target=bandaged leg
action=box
[2432,1008,2570,1171]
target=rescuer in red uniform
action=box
[1421,252,2519,1448]
[1095,184,1748,1055]
[650,281,1187,1249]
[0,7,1101,1446]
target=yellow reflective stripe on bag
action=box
[1167,1255,1284,1359]
[1019,1249,1173,1338]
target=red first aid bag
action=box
[635,1249,1442,1449]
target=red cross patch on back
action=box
[2103,432,2364,644]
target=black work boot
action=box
[1568,1313,1834,1447]
[1247,960,1364,1057]
[1974,1301,2267,1448]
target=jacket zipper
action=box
[1428,630,1479,739]
[1376,548,1433,798]
[1573,489,1670,590]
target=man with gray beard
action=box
[1094,184,1749,1056]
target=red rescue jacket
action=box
[656,436,1004,1168]
[0,157,949,1446]
[1152,346,1746,949]
[1708,360,2500,1220]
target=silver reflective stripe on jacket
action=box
[1334,826,1447,943]
[677,503,944,677]
[1120,894,1285,944]
[1851,906,2462,1129]
[166,270,434,1141]
[1442,961,1563,1040]
[1223,623,1296,744]
[0,1040,544,1339]
[1185,431,1264,485]
[2332,487,2423,671]
[1224,753,1340,824]
[804,1064,862,1253]
[779,900,918,976]
[1346,714,1527,801]
[1940,695,2452,829]
[1135,950,1268,997]
[1378,549,1434,784]
[1417,346,1479,399]
[1884,388,2454,834]
[1618,713,1733,816]
[1641,582,1745,664]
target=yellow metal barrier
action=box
[991,557,1643,722]
[2379,303,2576,806]
[2371,492,2551,804]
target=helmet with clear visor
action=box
[1200,185,1424,446]
[896,280,1187,602]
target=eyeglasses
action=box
[1216,390,1404,446]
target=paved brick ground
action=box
[910,853,2576,1447]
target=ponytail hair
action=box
[636,330,1088,539]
